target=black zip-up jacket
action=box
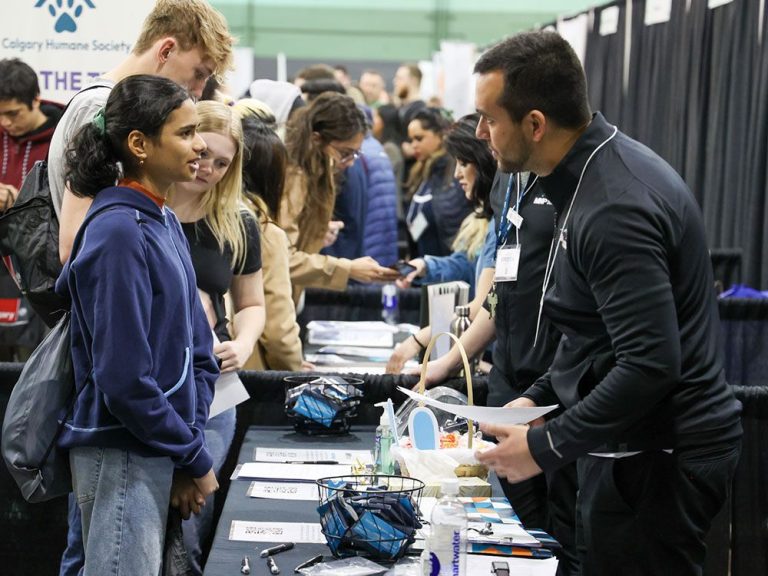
[486,172,561,407]
[524,113,742,471]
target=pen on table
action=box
[267,556,280,575]
[283,460,338,465]
[294,554,324,573]
[240,555,250,575]
[260,542,295,557]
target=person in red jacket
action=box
[0,57,64,359]
[0,58,64,208]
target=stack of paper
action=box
[306,320,396,348]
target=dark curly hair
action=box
[65,75,190,198]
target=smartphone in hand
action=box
[390,260,417,277]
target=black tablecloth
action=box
[203,426,377,576]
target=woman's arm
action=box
[58,187,93,264]
[215,270,265,372]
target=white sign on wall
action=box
[0,0,155,103]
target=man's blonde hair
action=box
[134,0,235,76]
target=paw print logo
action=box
[35,0,96,34]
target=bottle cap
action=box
[454,305,470,316]
[375,401,389,426]
[441,478,460,496]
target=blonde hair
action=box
[133,0,235,77]
[194,100,250,270]
[452,214,489,258]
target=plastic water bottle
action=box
[424,479,467,576]
[381,283,398,325]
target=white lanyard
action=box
[512,174,538,246]
[534,126,619,347]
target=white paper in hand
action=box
[397,387,557,425]
[208,331,250,418]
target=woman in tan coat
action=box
[237,111,305,371]
[283,92,398,306]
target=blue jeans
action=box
[70,446,174,576]
[182,407,236,575]
[59,493,85,576]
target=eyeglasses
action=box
[330,145,362,164]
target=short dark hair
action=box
[300,79,345,102]
[443,114,495,218]
[409,107,452,136]
[403,63,422,84]
[474,31,591,129]
[66,75,190,198]
[0,58,40,107]
[296,64,335,82]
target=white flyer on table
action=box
[253,447,372,465]
[247,481,319,501]
[229,521,326,543]
[235,462,351,482]
[397,387,558,425]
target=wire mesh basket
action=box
[284,375,364,435]
[316,474,425,561]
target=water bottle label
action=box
[428,527,464,576]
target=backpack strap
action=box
[45,82,113,163]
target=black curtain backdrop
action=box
[582,0,768,289]
[584,1,627,127]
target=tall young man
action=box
[50,0,234,263]
[473,31,742,575]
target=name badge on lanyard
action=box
[409,210,429,242]
[495,244,521,282]
[506,208,524,229]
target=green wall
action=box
[211,0,597,61]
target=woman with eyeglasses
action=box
[405,107,473,258]
[282,92,398,305]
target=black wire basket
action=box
[316,474,425,562]
[284,375,364,435]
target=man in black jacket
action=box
[474,31,742,575]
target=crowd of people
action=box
[0,1,743,575]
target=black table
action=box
[203,425,377,576]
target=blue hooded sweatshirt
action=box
[55,186,219,478]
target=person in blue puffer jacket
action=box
[360,129,398,265]
[55,75,220,576]
[323,106,398,266]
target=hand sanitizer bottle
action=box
[373,402,394,474]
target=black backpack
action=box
[0,83,110,328]
[0,160,67,327]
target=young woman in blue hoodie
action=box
[58,74,220,575]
